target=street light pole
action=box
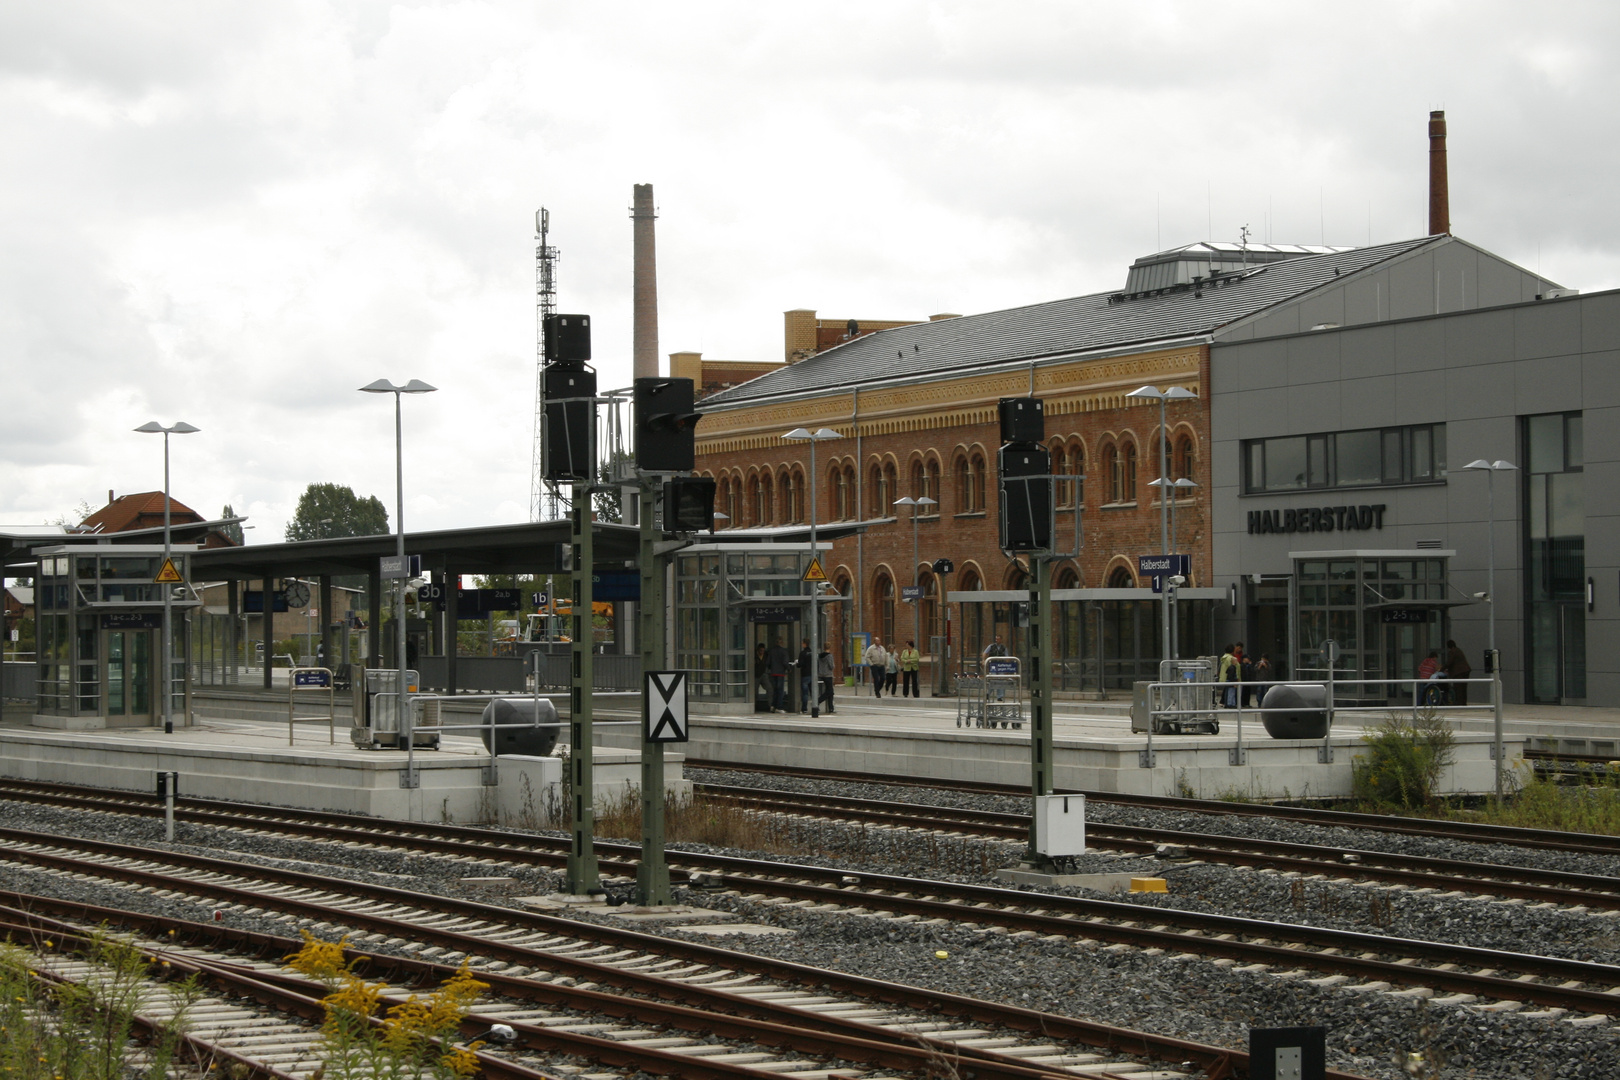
[360,379,437,755]
[1126,385,1197,671]
[784,427,841,717]
[893,494,937,685]
[1462,457,1517,803]
[135,420,199,734]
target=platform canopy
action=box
[190,519,643,580]
[1,519,242,573]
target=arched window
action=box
[1124,443,1138,503]
[970,454,986,511]
[1175,435,1196,491]
[1103,444,1121,504]
[955,456,972,512]
[1107,565,1135,588]
[845,466,857,517]
[755,474,773,526]
[911,460,926,500]
[884,462,898,514]
[869,464,886,517]
[1055,566,1080,589]
[959,568,984,660]
[832,466,848,520]
[1051,445,1070,508]
[919,569,937,652]
[875,572,895,646]
[926,459,941,510]
[1071,444,1085,507]
[725,478,739,527]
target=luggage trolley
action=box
[955,671,984,728]
[981,656,1025,729]
[1131,657,1220,735]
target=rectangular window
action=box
[1524,411,1585,703]
[1242,423,1446,493]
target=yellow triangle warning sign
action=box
[802,556,828,583]
[154,558,183,584]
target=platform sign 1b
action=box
[644,671,689,743]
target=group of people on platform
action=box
[861,638,922,698]
[1216,643,1273,709]
[755,637,841,714]
[1417,640,1474,706]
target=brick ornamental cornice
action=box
[695,346,1205,456]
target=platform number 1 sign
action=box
[644,671,689,743]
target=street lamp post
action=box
[783,427,841,717]
[135,420,200,734]
[1461,457,1517,802]
[1125,385,1197,670]
[360,379,437,754]
[893,494,937,690]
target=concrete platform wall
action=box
[0,729,688,825]
[601,718,1521,800]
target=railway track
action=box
[693,783,1620,910]
[4,775,1619,915]
[1,812,1619,1024]
[687,760,1620,859]
[0,869,1296,1079]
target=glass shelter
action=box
[32,545,198,728]
[1290,549,1466,701]
[672,542,828,704]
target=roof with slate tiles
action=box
[698,236,1441,411]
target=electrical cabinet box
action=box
[1033,794,1086,857]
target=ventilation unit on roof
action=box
[1415,539,1445,550]
[1538,288,1580,300]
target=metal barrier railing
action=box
[1139,670,1506,785]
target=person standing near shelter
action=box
[766,636,791,713]
[754,643,770,709]
[898,640,921,698]
[885,647,900,695]
[797,638,814,715]
[1443,639,1472,706]
[1217,644,1237,708]
[817,642,837,714]
[863,638,888,698]
[1252,654,1273,708]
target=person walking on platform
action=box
[766,637,791,713]
[1443,639,1472,706]
[797,638,814,714]
[1217,644,1237,708]
[863,638,888,698]
[817,642,837,714]
[898,640,921,698]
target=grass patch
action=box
[1458,764,1620,835]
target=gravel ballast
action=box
[5,783,1620,1079]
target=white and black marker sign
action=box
[644,671,689,743]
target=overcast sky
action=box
[4,2,1617,541]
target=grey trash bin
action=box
[481,698,560,757]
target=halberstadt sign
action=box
[1247,504,1386,535]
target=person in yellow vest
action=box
[898,640,922,698]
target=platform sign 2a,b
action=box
[644,671,689,743]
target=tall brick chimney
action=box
[1428,111,1450,236]
[631,183,659,379]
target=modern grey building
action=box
[1210,236,1613,707]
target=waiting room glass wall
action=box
[1524,411,1585,703]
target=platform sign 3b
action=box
[644,671,689,743]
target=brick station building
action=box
[691,236,1501,686]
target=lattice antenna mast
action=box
[531,208,562,521]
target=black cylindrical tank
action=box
[1259,683,1330,739]
[480,698,560,757]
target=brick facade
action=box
[694,343,1211,659]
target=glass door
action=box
[105,630,154,721]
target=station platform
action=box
[0,711,687,824]
[1,682,1576,820]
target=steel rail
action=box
[1,824,1618,1018]
[695,784,1620,906]
[684,760,1620,857]
[18,777,1620,911]
[0,887,1276,1080]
